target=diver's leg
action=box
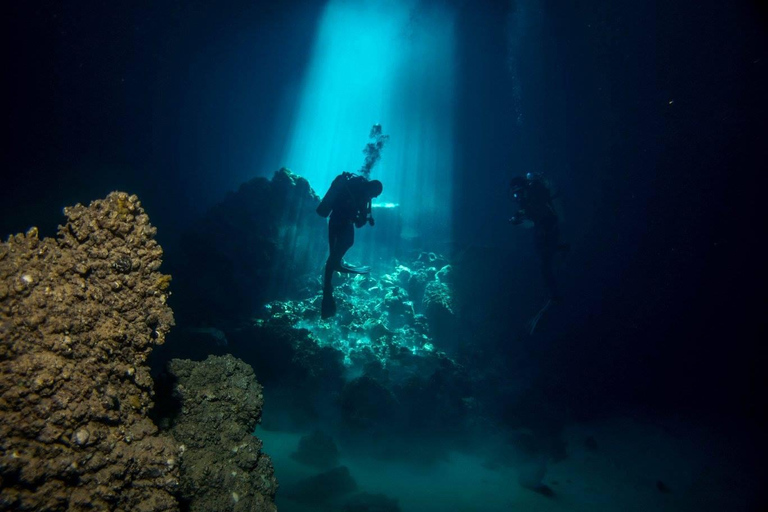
[323,259,334,294]
[325,220,354,284]
[322,221,343,318]
[322,218,353,318]
[338,225,370,274]
[335,222,355,273]
[324,222,341,293]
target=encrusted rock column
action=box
[163,355,278,512]
[0,192,179,511]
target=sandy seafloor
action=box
[258,415,761,512]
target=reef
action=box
[230,252,473,460]
[261,251,458,374]
[0,192,179,511]
[156,355,277,512]
[171,167,327,326]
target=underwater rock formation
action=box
[0,192,179,511]
[258,252,462,386]
[158,355,277,512]
[237,252,473,458]
[290,430,341,469]
[517,461,555,497]
[422,263,459,351]
[284,466,357,506]
[339,375,399,434]
[228,315,346,430]
[172,167,327,326]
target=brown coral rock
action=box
[0,192,179,511]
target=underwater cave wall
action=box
[0,193,279,512]
[155,354,277,512]
[0,193,179,511]
[171,168,327,326]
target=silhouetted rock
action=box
[518,461,555,498]
[285,466,357,505]
[422,265,459,352]
[159,354,277,512]
[172,168,326,326]
[291,430,340,469]
[229,317,346,431]
[340,376,398,433]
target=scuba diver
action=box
[316,172,383,319]
[509,172,569,333]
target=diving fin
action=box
[338,262,371,275]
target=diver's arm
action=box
[353,202,367,228]
[366,199,374,226]
[353,198,375,228]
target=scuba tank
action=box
[317,172,353,218]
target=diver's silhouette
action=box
[317,172,383,319]
[509,173,569,306]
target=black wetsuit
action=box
[323,176,371,295]
[513,178,565,299]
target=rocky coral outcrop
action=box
[260,252,460,381]
[235,253,473,459]
[422,263,459,351]
[159,355,277,512]
[227,317,346,430]
[172,168,327,326]
[0,192,178,511]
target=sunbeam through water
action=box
[282,0,457,264]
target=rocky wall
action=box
[0,193,179,511]
[157,355,277,512]
[171,168,327,326]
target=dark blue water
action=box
[3,1,766,510]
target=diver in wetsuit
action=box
[317,172,383,318]
[509,173,568,302]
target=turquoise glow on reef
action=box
[282,0,457,255]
